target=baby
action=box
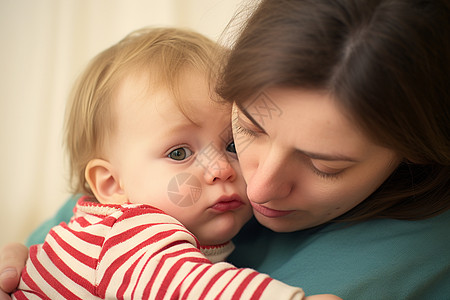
[13,27,338,300]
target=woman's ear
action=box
[85,159,128,204]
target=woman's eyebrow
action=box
[236,102,358,162]
[297,149,359,162]
[236,102,266,132]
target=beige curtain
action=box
[0,0,244,246]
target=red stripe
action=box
[98,224,151,261]
[42,242,97,295]
[116,251,145,299]
[29,244,83,300]
[144,247,207,299]
[14,248,49,299]
[156,255,210,299]
[97,229,182,297]
[12,290,47,300]
[11,291,26,299]
[131,240,192,299]
[116,206,166,221]
[170,263,202,300]
[131,252,155,299]
[59,222,104,246]
[73,216,94,228]
[198,267,237,299]
[48,230,98,269]
[101,214,123,227]
[232,271,259,299]
[182,265,211,299]
[251,277,272,299]
[215,269,242,300]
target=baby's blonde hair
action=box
[64,27,223,196]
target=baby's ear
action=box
[85,159,127,204]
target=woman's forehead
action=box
[241,87,373,157]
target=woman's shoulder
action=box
[26,195,79,246]
[324,209,450,247]
[236,209,450,250]
[231,211,450,299]
[234,209,450,251]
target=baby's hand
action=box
[0,243,28,299]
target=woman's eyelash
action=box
[309,162,343,180]
[311,167,342,179]
[301,156,343,179]
[233,123,258,137]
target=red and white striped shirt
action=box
[13,197,304,299]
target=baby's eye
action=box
[226,141,237,154]
[168,147,193,161]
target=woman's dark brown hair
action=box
[217,0,450,221]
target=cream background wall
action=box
[0,0,246,246]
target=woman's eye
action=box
[168,147,193,161]
[233,123,258,137]
[312,167,342,179]
[232,106,261,138]
[310,161,344,179]
[226,141,237,153]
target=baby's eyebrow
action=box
[159,120,199,137]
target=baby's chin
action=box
[196,222,244,246]
[194,209,253,246]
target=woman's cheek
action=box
[234,138,259,180]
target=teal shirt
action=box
[229,214,450,299]
[25,195,79,247]
[28,197,450,299]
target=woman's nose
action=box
[246,151,294,204]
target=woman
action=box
[216,0,450,298]
[1,0,449,298]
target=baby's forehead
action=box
[111,70,232,137]
[119,66,230,122]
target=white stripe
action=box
[97,225,192,296]
[27,246,101,299]
[142,242,204,299]
[109,211,184,238]
[69,215,113,235]
[21,254,64,299]
[168,259,211,298]
[198,262,241,298]
[39,245,98,299]
[45,231,97,281]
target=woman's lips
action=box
[210,195,244,212]
[250,202,295,218]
